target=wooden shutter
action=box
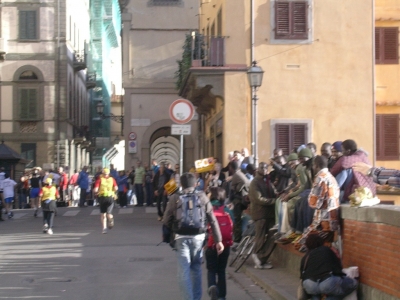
[293,124,307,148]
[19,11,37,40]
[376,114,399,160]
[209,37,224,66]
[375,27,398,64]
[20,89,38,119]
[276,124,290,154]
[292,2,307,38]
[276,123,307,155]
[275,1,308,40]
[375,28,380,61]
[276,2,290,37]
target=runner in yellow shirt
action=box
[93,168,118,234]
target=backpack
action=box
[207,206,233,248]
[173,192,206,235]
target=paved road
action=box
[0,206,271,300]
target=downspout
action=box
[250,0,256,165]
[372,0,376,167]
[56,0,61,167]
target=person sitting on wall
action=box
[300,233,358,299]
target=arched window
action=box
[19,71,39,80]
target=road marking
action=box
[62,210,80,217]
[12,213,27,219]
[118,208,133,214]
[90,209,100,215]
[145,207,157,214]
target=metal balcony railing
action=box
[192,35,226,67]
[73,50,87,71]
[86,72,97,89]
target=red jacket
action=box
[59,172,68,190]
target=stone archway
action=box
[141,119,196,171]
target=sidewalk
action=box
[227,244,303,300]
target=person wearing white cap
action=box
[93,168,118,234]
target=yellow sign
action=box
[195,157,215,173]
[164,178,178,195]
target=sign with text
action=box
[169,99,195,124]
[171,124,191,135]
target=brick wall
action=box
[341,205,400,299]
[342,220,400,298]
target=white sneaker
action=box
[102,228,108,234]
[47,228,53,235]
[252,254,262,268]
[42,224,49,233]
[254,262,273,269]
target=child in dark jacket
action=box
[206,187,233,300]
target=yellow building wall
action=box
[200,0,375,164]
[223,72,250,166]
[252,0,374,161]
[375,0,400,169]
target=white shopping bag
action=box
[130,193,137,206]
[343,267,358,300]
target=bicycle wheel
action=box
[261,228,278,262]
[229,235,251,267]
[234,237,255,272]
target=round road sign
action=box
[169,99,195,124]
[129,132,137,140]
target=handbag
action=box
[297,253,311,300]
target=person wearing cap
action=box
[39,178,59,235]
[290,147,316,236]
[330,141,343,168]
[276,149,313,243]
[93,168,118,234]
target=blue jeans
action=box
[175,236,205,300]
[303,276,358,300]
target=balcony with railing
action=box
[190,34,226,68]
[177,33,248,116]
[86,72,97,89]
[73,50,87,71]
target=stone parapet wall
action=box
[271,205,400,300]
[341,204,400,300]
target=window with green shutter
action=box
[19,10,37,40]
[275,1,308,40]
[375,27,398,64]
[19,88,38,120]
[275,123,308,155]
[376,114,399,160]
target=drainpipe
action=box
[372,0,376,167]
[56,0,61,167]
[250,0,256,165]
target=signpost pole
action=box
[180,135,184,175]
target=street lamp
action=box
[247,61,264,167]
[96,101,124,123]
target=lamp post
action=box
[96,102,124,124]
[247,61,264,167]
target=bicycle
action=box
[229,221,277,272]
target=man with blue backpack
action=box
[163,172,224,300]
